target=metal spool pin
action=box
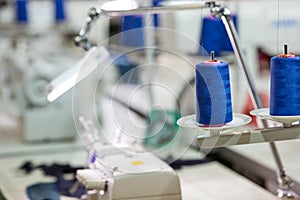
[210,51,215,61]
[284,43,288,55]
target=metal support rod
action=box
[143,0,156,105]
[221,16,263,110]
[270,141,284,174]
[219,9,295,194]
[100,2,207,17]
[75,2,208,50]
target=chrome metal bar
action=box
[221,16,262,110]
[143,0,156,105]
[75,2,208,50]
[270,141,284,175]
[100,2,207,17]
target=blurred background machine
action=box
[0,0,109,142]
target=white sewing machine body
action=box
[14,59,77,142]
[77,142,181,200]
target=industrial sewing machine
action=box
[76,117,182,200]
[0,0,110,142]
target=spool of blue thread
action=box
[54,0,66,23]
[195,52,233,125]
[199,15,237,56]
[153,0,163,27]
[270,45,300,116]
[121,15,144,47]
[16,0,28,24]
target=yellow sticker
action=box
[131,160,144,166]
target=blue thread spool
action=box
[121,15,144,47]
[199,15,237,56]
[153,0,163,27]
[54,0,66,23]
[270,44,300,116]
[195,51,233,125]
[16,0,28,24]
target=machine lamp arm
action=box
[74,7,101,51]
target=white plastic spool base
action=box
[177,113,252,136]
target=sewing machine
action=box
[77,143,181,200]
[0,0,110,142]
[14,59,77,141]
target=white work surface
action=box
[0,144,86,200]
[230,139,300,182]
[0,143,277,200]
[178,162,275,200]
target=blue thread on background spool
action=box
[199,15,237,56]
[121,15,144,47]
[111,51,138,84]
[153,0,163,27]
[16,0,28,24]
[270,55,300,116]
[195,61,233,125]
[54,0,66,23]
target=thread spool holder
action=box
[178,113,252,136]
[72,1,299,199]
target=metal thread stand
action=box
[73,1,297,198]
[208,3,297,198]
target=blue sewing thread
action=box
[121,15,144,47]
[16,0,28,24]
[90,152,96,164]
[270,55,300,116]
[199,15,237,56]
[152,0,163,27]
[195,60,233,125]
[54,0,66,23]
